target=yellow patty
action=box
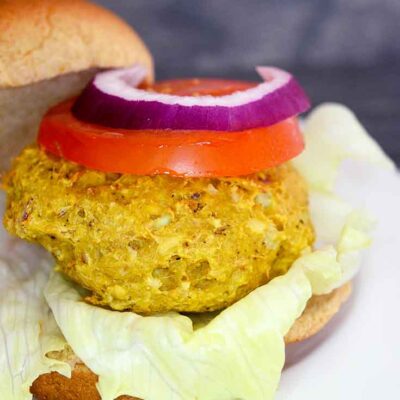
[3,146,314,313]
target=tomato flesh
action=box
[151,78,257,97]
[38,79,304,177]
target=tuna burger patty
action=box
[3,146,314,313]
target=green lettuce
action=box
[0,205,70,400]
[293,103,395,192]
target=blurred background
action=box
[95,0,399,164]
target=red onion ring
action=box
[72,65,310,131]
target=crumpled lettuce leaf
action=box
[292,103,386,288]
[0,193,70,400]
[293,103,395,192]
[44,103,392,400]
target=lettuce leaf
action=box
[293,103,395,192]
[0,193,70,400]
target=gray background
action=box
[94,0,400,165]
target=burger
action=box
[0,1,394,399]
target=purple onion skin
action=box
[72,77,311,131]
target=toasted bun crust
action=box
[31,283,352,400]
[285,282,351,343]
[0,0,153,88]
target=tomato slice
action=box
[38,79,304,177]
[151,78,258,97]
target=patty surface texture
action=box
[4,146,314,313]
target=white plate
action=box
[278,161,400,399]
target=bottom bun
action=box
[31,283,351,400]
[285,281,351,343]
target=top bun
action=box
[0,0,153,172]
[0,0,153,88]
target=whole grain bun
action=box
[0,0,153,172]
[0,0,153,88]
[30,283,352,400]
